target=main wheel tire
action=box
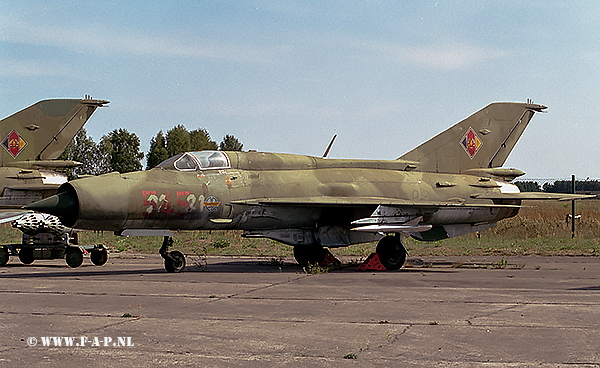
[65,247,84,268]
[165,250,185,273]
[90,248,108,266]
[376,236,407,271]
[0,246,9,266]
[18,248,34,265]
[293,245,327,267]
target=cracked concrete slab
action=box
[1,254,600,367]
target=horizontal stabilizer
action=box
[5,160,82,169]
[465,168,525,181]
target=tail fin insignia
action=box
[1,130,27,158]
[398,102,546,174]
[460,127,482,159]
[0,98,108,165]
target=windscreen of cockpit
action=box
[156,153,184,169]
[156,152,199,171]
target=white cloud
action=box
[2,13,509,72]
[0,58,72,78]
[404,43,508,69]
[0,17,279,64]
[353,40,508,70]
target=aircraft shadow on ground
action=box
[0,259,457,278]
[0,264,167,279]
[569,285,600,291]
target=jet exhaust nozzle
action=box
[24,186,79,227]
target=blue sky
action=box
[1,1,599,178]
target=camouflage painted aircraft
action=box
[27,102,592,272]
[0,97,108,266]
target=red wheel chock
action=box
[319,248,341,267]
[356,253,387,271]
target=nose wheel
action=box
[159,236,186,273]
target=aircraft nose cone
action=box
[25,189,78,220]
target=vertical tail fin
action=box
[0,97,109,166]
[398,102,546,174]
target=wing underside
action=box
[472,192,596,201]
[232,196,519,239]
[232,192,593,240]
[231,196,521,208]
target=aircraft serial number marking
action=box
[142,190,211,218]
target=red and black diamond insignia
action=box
[1,130,27,158]
[460,127,482,159]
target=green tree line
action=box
[60,126,243,179]
[515,180,600,193]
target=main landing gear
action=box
[293,244,327,268]
[375,235,407,270]
[293,244,341,268]
[293,235,408,271]
[159,236,186,273]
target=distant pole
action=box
[572,174,576,238]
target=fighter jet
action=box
[0,97,109,267]
[26,102,592,272]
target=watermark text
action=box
[27,336,134,347]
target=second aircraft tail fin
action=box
[0,97,108,166]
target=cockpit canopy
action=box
[156,151,230,171]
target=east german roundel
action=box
[460,127,482,159]
[1,130,27,158]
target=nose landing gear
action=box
[159,236,186,273]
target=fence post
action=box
[572,174,576,238]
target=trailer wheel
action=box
[65,247,84,268]
[18,248,34,265]
[0,246,9,266]
[90,248,108,266]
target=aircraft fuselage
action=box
[49,151,520,244]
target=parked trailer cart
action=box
[0,214,108,268]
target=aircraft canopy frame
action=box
[157,151,231,171]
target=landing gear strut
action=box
[160,236,186,273]
[376,235,407,270]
